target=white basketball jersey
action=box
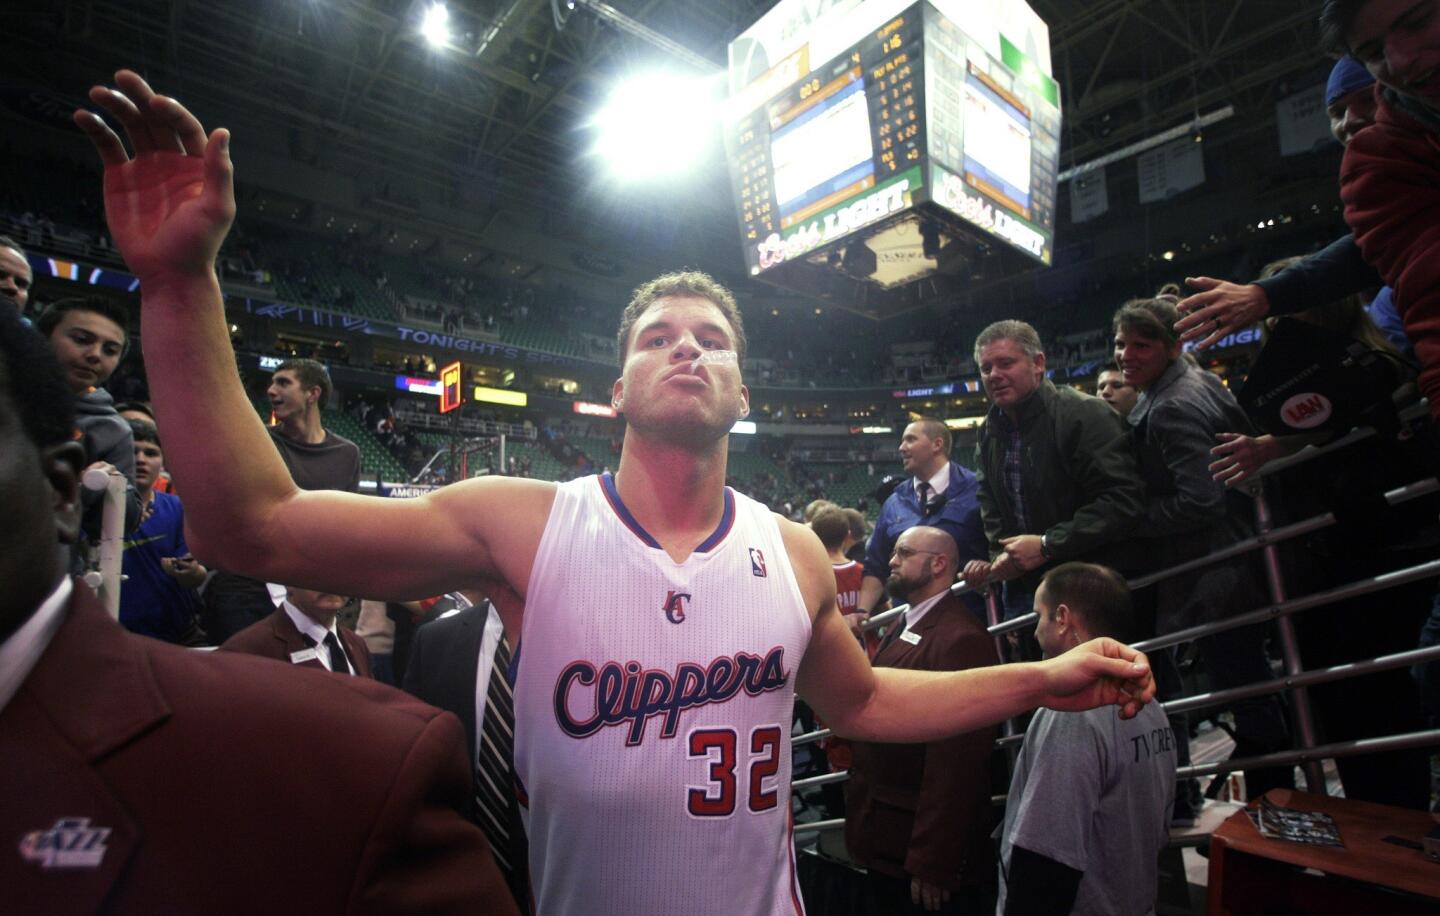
[514,473,812,915]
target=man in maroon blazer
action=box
[846,526,1002,915]
[0,307,515,914]
[220,585,374,678]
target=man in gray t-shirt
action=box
[997,564,1176,916]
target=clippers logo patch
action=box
[663,590,691,624]
[19,818,111,869]
[749,548,767,578]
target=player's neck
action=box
[827,548,848,564]
[614,432,729,559]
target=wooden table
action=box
[1207,789,1440,915]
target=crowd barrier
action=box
[789,403,1439,839]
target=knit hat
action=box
[1326,56,1374,107]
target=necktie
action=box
[323,632,350,674]
[475,636,517,879]
[917,480,934,513]
[879,613,909,653]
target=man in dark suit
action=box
[0,308,515,914]
[220,584,373,677]
[404,592,529,911]
[846,526,1001,915]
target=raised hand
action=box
[73,70,235,285]
[1039,637,1156,719]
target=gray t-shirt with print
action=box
[996,700,1176,915]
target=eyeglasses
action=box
[892,547,941,560]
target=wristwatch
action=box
[1039,533,1053,560]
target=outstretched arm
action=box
[785,521,1155,743]
[74,71,548,607]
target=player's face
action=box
[1096,370,1138,417]
[613,296,749,443]
[1348,0,1440,104]
[133,440,164,492]
[1328,86,1379,145]
[978,338,1045,411]
[46,309,126,393]
[267,369,316,421]
[0,247,31,311]
[1113,328,1178,391]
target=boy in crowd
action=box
[119,419,207,644]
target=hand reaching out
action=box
[1210,433,1283,487]
[73,70,235,285]
[1174,277,1270,349]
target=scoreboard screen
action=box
[726,0,1060,277]
[729,7,924,274]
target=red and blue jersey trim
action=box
[598,472,735,553]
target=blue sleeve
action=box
[863,498,897,581]
[1252,233,1380,316]
[172,497,190,557]
[937,478,989,565]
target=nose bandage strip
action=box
[683,349,738,374]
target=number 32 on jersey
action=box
[686,725,783,818]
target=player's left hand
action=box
[910,877,951,911]
[999,534,1046,571]
[1039,637,1155,719]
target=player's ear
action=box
[611,377,624,412]
[737,384,750,419]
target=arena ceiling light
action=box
[420,2,452,49]
[590,72,724,181]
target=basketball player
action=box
[76,71,1157,915]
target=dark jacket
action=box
[219,604,374,679]
[974,380,1145,585]
[1129,359,1264,632]
[404,602,530,911]
[2,581,516,914]
[845,591,1000,890]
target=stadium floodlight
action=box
[591,72,724,181]
[421,3,451,49]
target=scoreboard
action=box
[726,0,1060,292]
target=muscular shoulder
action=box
[776,514,836,618]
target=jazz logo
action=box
[18,818,110,869]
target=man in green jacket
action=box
[965,321,1145,659]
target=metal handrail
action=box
[797,535,1440,757]
[793,729,1440,839]
[980,476,1437,641]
